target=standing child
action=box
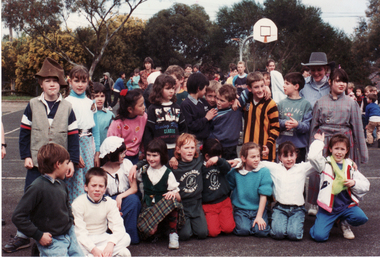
[100,136,142,244]
[205,80,221,109]
[309,133,369,242]
[226,142,273,237]
[365,93,380,147]
[65,65,101,203]
[107,89,147,164]
[12,143,83,256]
[170,133,208,240]
[137,138,185,249]
[201,139,235,237]
[93,82,115,146]
[72,167,131,257]
[232,61,247,96]
[144,74,187,159]
[277,72,312,162]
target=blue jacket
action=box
[365,102,380,124]
[299,76,330,108]
[113,78,126,92]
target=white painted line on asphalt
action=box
[2,109,23,116]
[4,128,19,135]
[2,177,25,180]
[367,177,380,179]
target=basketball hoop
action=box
[253,18,277,43]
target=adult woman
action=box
[138,57,156,91]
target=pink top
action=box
[107,113,147,156]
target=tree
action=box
[143,3,212,68]
[2,0,147,77]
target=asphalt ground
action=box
[1,100,380,256]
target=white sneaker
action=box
[116,248,131,257]
[341,220,355,240]
[168,232,179,249]
[308,204,318,216]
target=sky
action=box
[2,0,369,38]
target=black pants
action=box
[104,90,112,107]
[111,91,120,107]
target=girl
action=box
[260,138,325,240]
[99,136,142,244]
[65,65,100,203]
[136,138,185,249]
[107,89,147,164]
[309,133,369,242]
[143,74,187,159]
[226,142,273,237]
[201,138,235,237]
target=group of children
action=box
[7,54,372,256]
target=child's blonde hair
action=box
[239,142,260,168]
[207,80,222,93]
[237,61,245,67]
[347,82,355,90]
[174,133,199,160]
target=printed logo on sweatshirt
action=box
[179,170,200,193]
[206,169,221,191]
[155,107,181,123]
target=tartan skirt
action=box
[137,198,186,240]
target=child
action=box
[180,73,217,144]
[143,74,187,158]
[209,84,242,160]
[226,142,273,237]
[239,72,280,161]
[201,138,235,237]
[137,138,185,249]
[65,65,101,203]
[309,133,369,242]
[260,138,325,240]
[72,167,131,256]
[170,133,208,240]
[165,65,185,94]
[12,143,83,256]
[365,93,380,147]
[232,61,247,96]
[356,87,364,107]
[205,80,221,109]
[99,72,114,108]
[4,58,80,253]
[184,64,193,74]
[107,89,147,164]
[347,82,355,95]
[100,136,142,244]
[225,64,238,85]
[93,82,115,146]
[263,72,270,87]
[277,72,312,162]
[127,68,140,90]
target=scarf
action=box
[330,156,347,195]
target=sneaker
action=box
[341,220,355,240]
[2,235,31,253]
[116,248,131,257]
[308,204,318,216]
[168,232,179,249]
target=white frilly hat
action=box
[99,136,124,159]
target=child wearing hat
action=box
[3,57,80,253]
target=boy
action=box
[239,72,280,161]
[365,93,380,147]
[12,143,83,256]
[72,167,131,257]
[3,57,80,253]
[93,82,115,146]
[184,64,193,74]
[209,84,242,159]
[232,61,247,96]
[180,73,217,144]
[205,80,222,109]
[277,72,312,162]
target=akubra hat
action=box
[301,52,335,69]
[35,57,68,86]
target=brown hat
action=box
[35,57,67,86]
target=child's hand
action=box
[91,247,103,257]
[24,157,34,169]
[94,152,100,167]
[262,145,269,157]
[205,108,217,121]
[264,86,272,100]
[365,125,368,130]
[39,232,52,246]
[232,99,240,111]
[228,159,240,168]
[163,191,176,200]
[116,195,123,211]
[252,217,267,231]
[66,161,75,178]
[285,117,298,130]
[169,157,178,169]
[314,132,325,142]
[206,157,218,167]
[77,156,85,168]
[102,242,115,257]
[128,165,137,183]
[344,179,356,188]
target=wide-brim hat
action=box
[35,57,68,86]
[301,52,335,69]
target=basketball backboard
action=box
[253,18,278,43]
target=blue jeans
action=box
[36,225,84,257]
[233,207,270,237]
[310,206,368,242]
[270,203,306,240]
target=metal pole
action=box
[239,35,254,61]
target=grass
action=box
[2,95,33,101]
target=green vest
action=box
[142,167,170,207]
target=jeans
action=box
[310,205,368,242]
[233,207,270,237]
[270,203,306,240]
[36,226,84,257]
